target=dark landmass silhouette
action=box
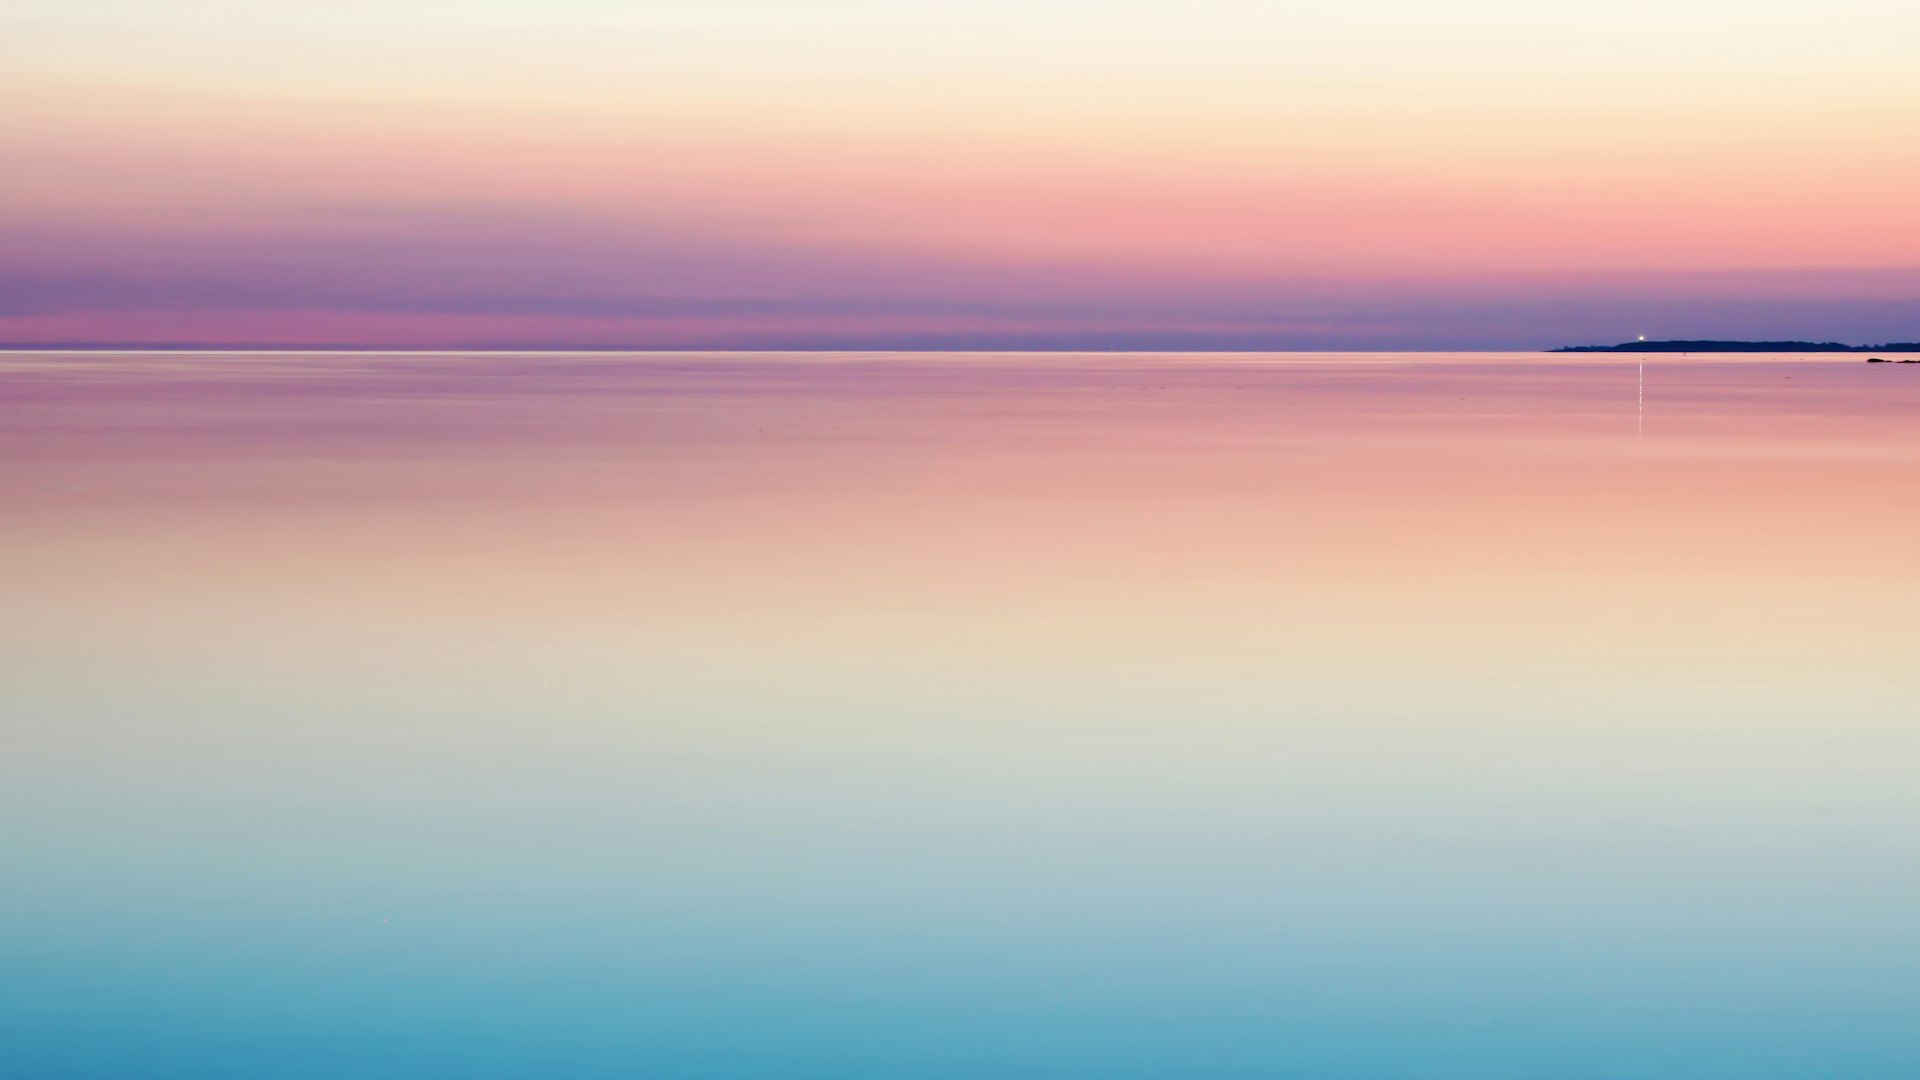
[1556,339,1920,353]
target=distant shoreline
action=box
[4,342,1920,356]
[1554,339,1920,353]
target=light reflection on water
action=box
[3,352,1918,1078]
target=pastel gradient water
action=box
[3,352,1918,1078]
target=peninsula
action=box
[1554,339,1920,353]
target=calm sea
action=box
[3,351,1917,1078]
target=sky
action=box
[4,0,1918,349]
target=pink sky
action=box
[5,0,1917,348]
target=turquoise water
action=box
[3,352,1917,1078]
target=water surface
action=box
[3,351,1917,1078]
